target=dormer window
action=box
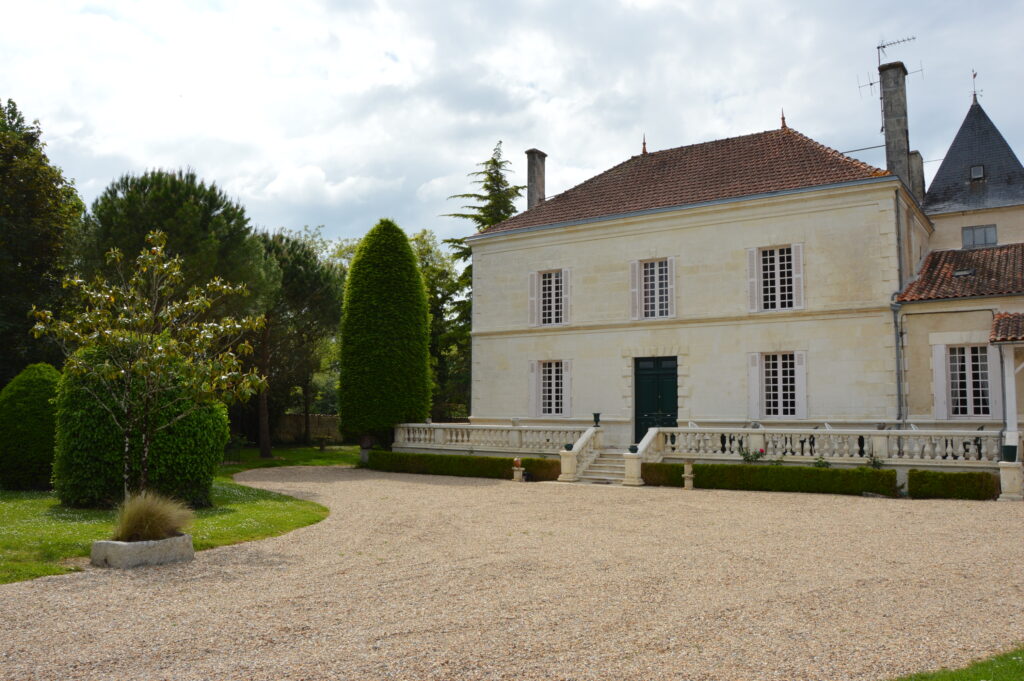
[970,165,985,180]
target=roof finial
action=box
[971,69,980,104]
[642,133,648,155]
[780,108,787,129]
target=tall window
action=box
[763,352,796,417]
[748,244,802,313]
[761,247,794,310]
[540,360,564,415]
[539,270,563,325]
[642,259,671,318]
[948,346,991,416]
[962,225,997,249]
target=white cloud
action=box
[0,1,1021,241]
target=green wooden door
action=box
[634,357,678,443]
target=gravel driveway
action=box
[3,467,1024,681]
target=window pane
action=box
[540,271,562,325]
[540,360,563,415]
[642,259,670,318]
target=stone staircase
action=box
[577,449,626,484]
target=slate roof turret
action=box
[924,100,1024,214]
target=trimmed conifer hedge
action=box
[338,219,430,438]
[642,462,899,497]
[907,469,1000,500]
[366,450,561,481]
[0,363,61,490]
[52,347,229,508]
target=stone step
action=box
[587,464,625,473]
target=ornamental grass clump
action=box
[112,491,194,542]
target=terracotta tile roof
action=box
[479,127,888,235]
[991,312,1024,342]
[897,243,1024,302]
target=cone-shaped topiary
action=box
[52,345,229,508]
[339,219,430,439]
[0,363,61,490]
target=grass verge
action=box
[0,445,357,585]
[893,647,1024,680]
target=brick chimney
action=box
[525,148,546,210]
[879,62,911,192]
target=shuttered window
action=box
[948,346,991,416]
[630,257,675,319]
[747,244,803,312]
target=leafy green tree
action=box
[443,141,524,415]
[251,229,343,457]
[409,230,464,419]
[338,219,430,457]
[32,231,265,500]
[0,99,84,385]
[0,363,61,490]
[74,169,279,314]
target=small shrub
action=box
[112,491,194,542]
[0,363,61,490]
[907,469,1000,500]
[812,456,832,469]
[642,462,899,497]
[53,346,229,508]
[366,450,560,481]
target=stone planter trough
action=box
[90,533,194,569]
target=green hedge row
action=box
[642,462,900,497]
[366,450,560,481]
[907,469,1000,500]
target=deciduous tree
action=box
[0,99,84,385]
[33,231,265,500]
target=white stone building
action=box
[395,62,1024,494]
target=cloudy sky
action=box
[3,1,1022,243]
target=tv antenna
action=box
[857,37,922,132]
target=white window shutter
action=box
[561,268,571,325]
[747,353,761,419]
[528,272,538,327]
[932,344,948,419]
[528,360,539,417]
[629,260,640,320]
[791,243,804,310]
[562,360,572,417]
[987,345,1003,418]
[747,248,759,313]
[667,256,677,317]
[794,351,808,419]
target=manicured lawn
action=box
[0,445,358,585]
[893,647,1024,680]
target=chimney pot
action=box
[526,148,546,210]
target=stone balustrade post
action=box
[682,457,695,490]
[871,434,889,459]
[748,432,766,454]
[557,451,578,482]
[998,462,1023,502]
[433,426,446,445]
[622,452,644,486]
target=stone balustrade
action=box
[640,426,1004,465]
[394,423,587,455]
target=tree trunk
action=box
[140,433,150,491]
[122,434,132,500]
[302,378,312,446]
[258,324,273,459]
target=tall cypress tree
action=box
[443,141,524,416]
[338,219,430,456]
